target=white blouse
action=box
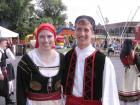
[28,49,60,77]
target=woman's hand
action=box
[0,74,4,80]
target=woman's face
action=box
[38,30,55,50]
[0,40,7,49]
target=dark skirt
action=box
[0,78,9,97]
[7,63,15,81]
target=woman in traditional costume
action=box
[5,39,16,95]
[0,38,15,105]
[16,23,65,105]
[119,39,140,105]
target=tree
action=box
[0,0,35,35]
[29,16,54,34]
[38,0,67,27]
[0,0,67,39]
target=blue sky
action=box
[62,0,140,25]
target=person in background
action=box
[119,39,140,105]
[0,38,15,105]
[16,23,65,105]
[62,15,120,105]
[5,38,16,96]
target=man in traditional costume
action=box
[62,15,120,105]
[16,23,65,105]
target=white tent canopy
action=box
[0,26,19,38]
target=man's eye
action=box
[76,28,82,31]
[84,29,89,32]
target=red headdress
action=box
[35,23,56,48]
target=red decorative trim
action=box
[26,91,61,101]
[119,90,140,96]
[91,51,96,99]
[65,50,77,95]
[83,51,97,99]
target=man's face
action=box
[75,23,93,49]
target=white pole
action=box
[121,6,140,40]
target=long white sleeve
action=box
[102,57,120,105]
[5,48,15,64]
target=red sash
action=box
[26,91,61,101]
[66,95,102,105]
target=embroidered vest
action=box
[19,53,65,94]
[63,49,105,100]
[0,50,7,70]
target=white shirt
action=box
[0,47,15,73]
[5,48,15,64]
[72,44,120,105]
[73,44,95,96]
[28,49,60,77]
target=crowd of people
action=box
[0,15,140,105]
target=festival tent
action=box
[0,26,19,37]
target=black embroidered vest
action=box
[0,50,7,70]
[63,49,105,100]
[19,53,65,94]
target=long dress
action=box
[119,65,140,105]
[0,48,9,99]
[16,49,65,105]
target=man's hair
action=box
[75,15,95,31]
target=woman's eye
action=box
[47,35,52,38]
[39,35,45,38]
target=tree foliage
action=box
[0,0,34,33]
[38,0,67,27]
[0,0,67,39]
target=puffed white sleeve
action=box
[102,57,120,105]
[5,48,15,64]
